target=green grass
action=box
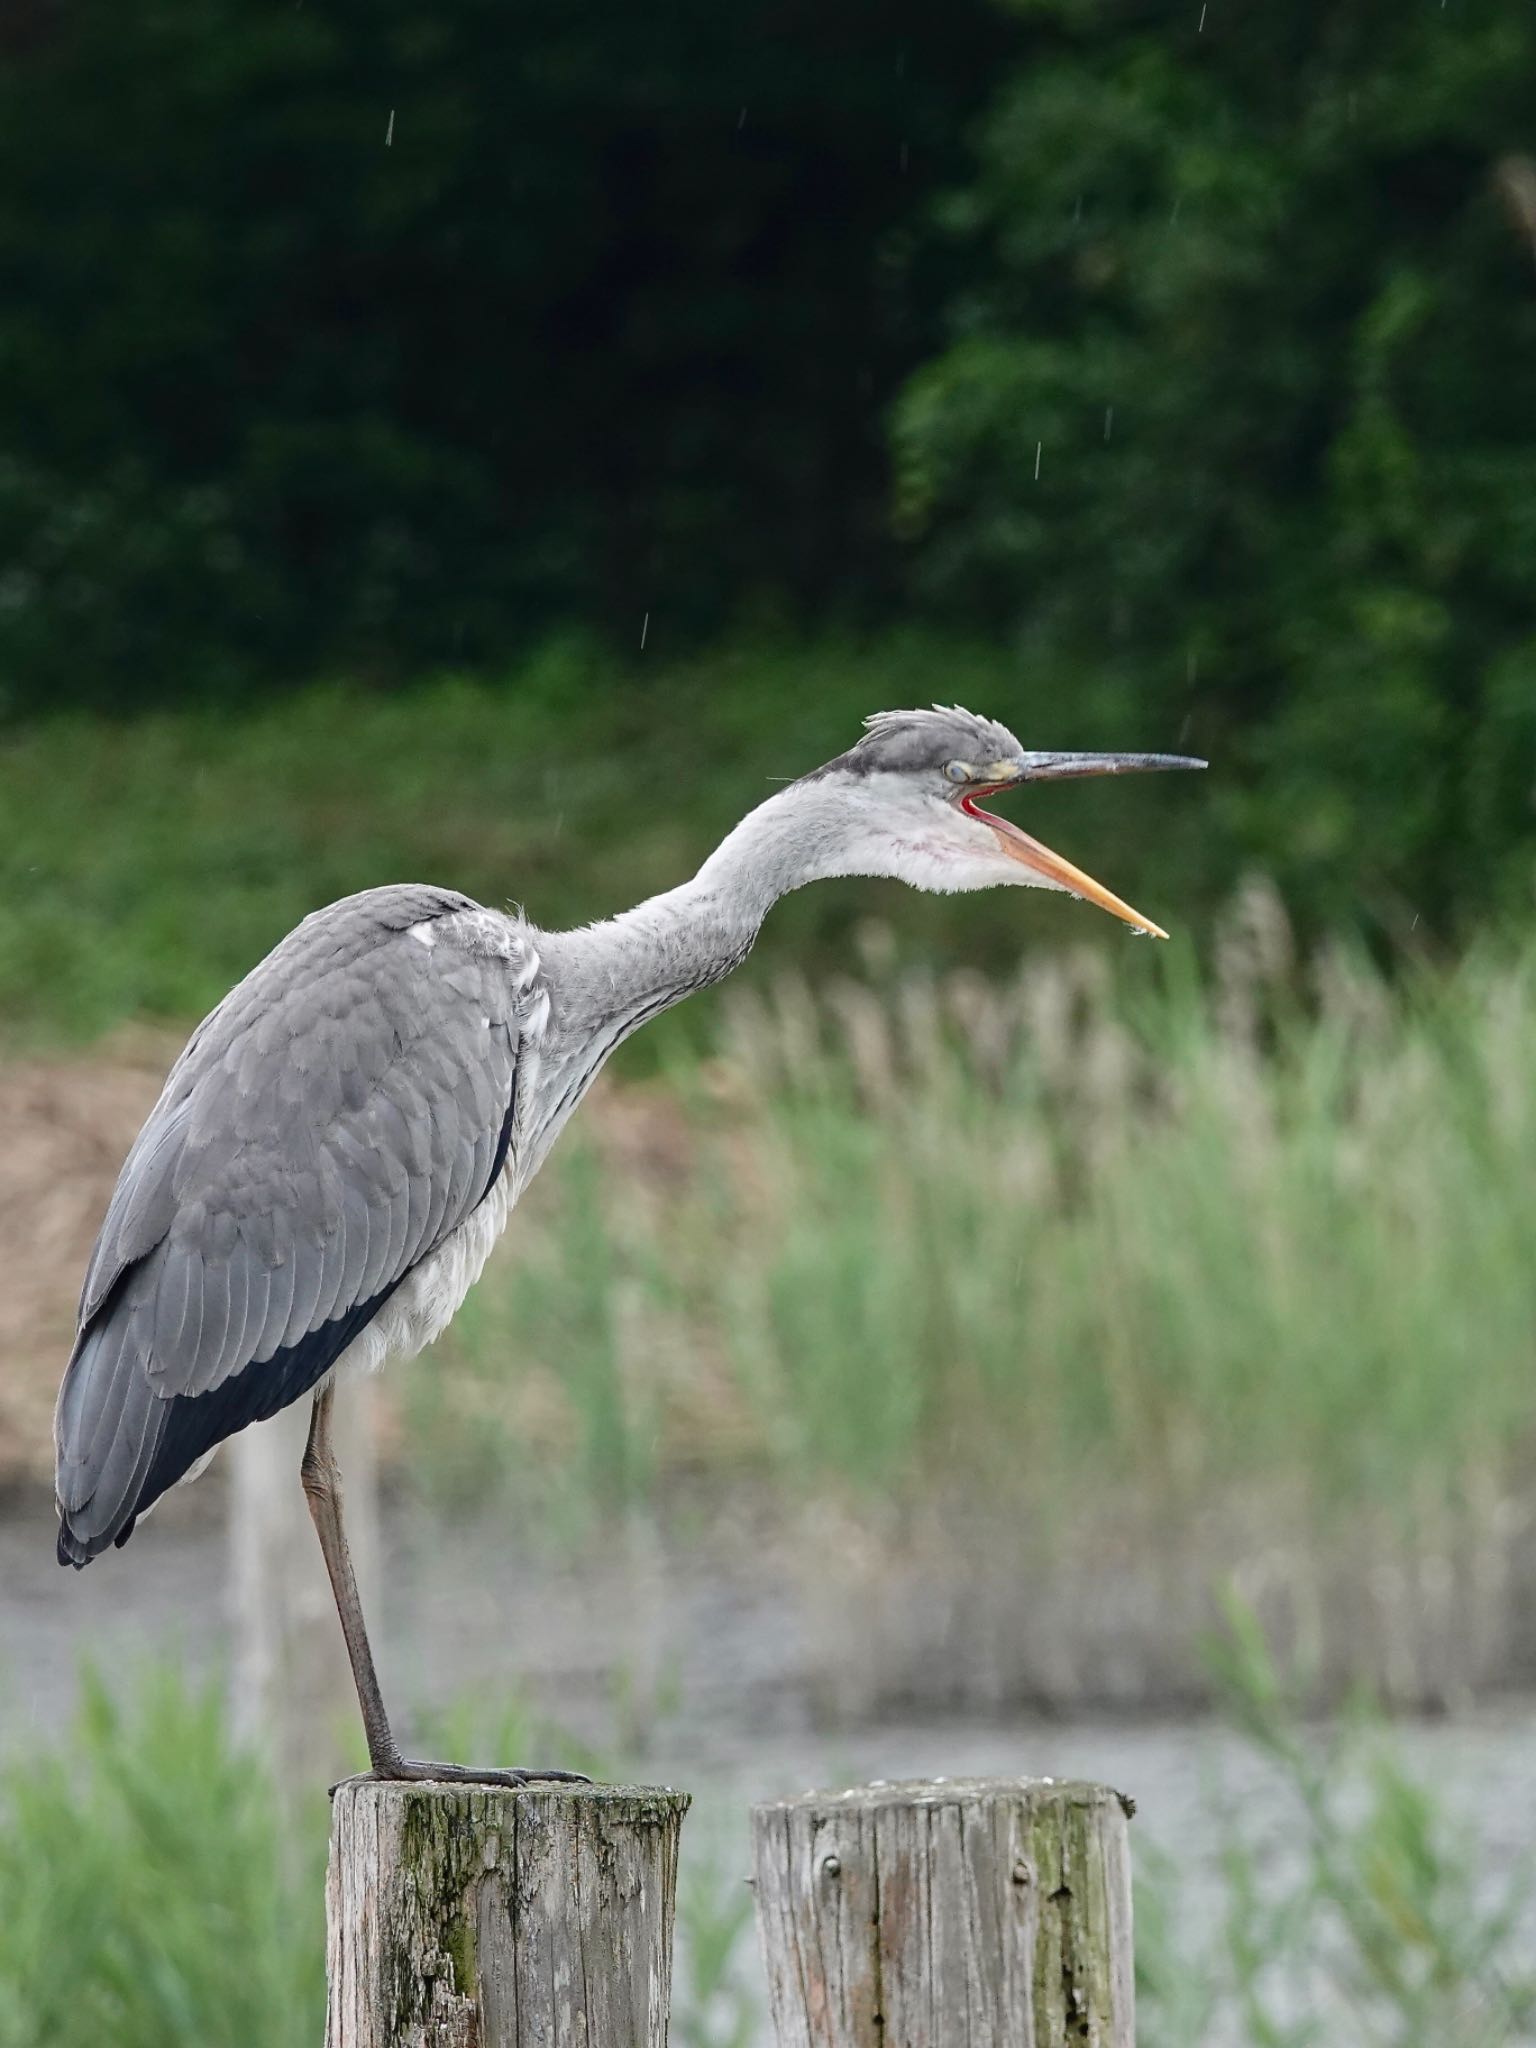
[0,633,1214,1046]
[0,1667,325,2048]
[392,899,1536,1702]
[1,1631,1529,2047]
[416,898,1536,1526]
[1138,1599,1536,2048]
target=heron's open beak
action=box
[962,751,1207,941]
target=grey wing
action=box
[55,885,534,1565]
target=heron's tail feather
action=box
[55,1261,407,1567]
[55,1265,169,1568]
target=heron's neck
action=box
[536,781,848,1049]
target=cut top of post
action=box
[330,1774,691,1816]
[754,1775,1135,1818]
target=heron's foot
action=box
[367,1755,592,1790]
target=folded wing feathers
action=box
[281,1233,328,1355]
[55,887,533,1560]
[256,1243,297,1369]
[78,1099,193,1325]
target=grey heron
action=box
[54,706,1203,1783]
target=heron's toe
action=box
[367,1757,592,1790]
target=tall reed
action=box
[408,887,1536,1701]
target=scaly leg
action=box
[300,1382,587,1788]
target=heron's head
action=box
[797,706,1206,937]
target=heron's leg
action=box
[299,1383,397,1766]
[300,1383,587,1791]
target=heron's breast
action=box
[336,1153,521,1379]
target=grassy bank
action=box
[402,888,1536,1705]
[0,635,1215,1046]
[12,656,1536,1702]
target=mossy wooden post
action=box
[751,1777,1134,2048]
[326,1779,690,2047]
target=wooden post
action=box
[751,1777,1135,2048]
[326,1778,691,2048]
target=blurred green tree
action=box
[0,0,1004,706]
[893,0,1536,926]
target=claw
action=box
[366,1757,592,1790]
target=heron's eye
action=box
[944,760,971,785]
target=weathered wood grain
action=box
[750,1777,1134,2048]
[326,1778,690,2047]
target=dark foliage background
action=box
[0,0,1005,695]
[2,0,1535,937]
[894,0,1536,927]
